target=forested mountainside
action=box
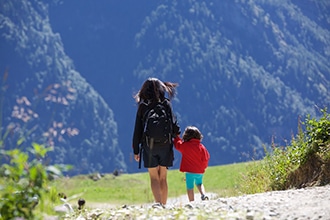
[0,0,126,174]
[1,0,329,174]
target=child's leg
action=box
[185,173,195,202]
[187,189,194,202]
[195,174,208,200]
[196,183,206,196]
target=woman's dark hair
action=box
[134,77,178,103]
[182,126,203,142]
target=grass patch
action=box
[52,173,153,205]
[203,162,248,197]
[50,162,249,207]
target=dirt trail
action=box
[63,185,330,219]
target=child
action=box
[173,126,210,202]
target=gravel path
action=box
[64,185,330,219]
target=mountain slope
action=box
[1,0,329,173]
[0,0,126,174]
[132,0,330,163]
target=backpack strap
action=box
[138,147,143,169]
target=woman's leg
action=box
[148,166,162,203]
[158,166,168,205]
[148,166,168,205]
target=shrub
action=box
[0,71,74,219]
[305,108,330,159]
[0,144,59,219]
[242,107,330,192]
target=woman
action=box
[132,77,180,206]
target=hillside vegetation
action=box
[242,108,330,193]
[1,108,329,219]
[1,0,329,174]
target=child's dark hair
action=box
[182,126,203,142]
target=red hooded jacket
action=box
[173,137,210,174]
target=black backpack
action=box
[142,100,173,148]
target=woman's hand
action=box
[134,154,140,162]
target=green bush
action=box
[0,144,58,219]
[0,71,73,219]
[242,108,330,192]
[305,108,330,159]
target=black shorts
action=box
[142,145,174,168]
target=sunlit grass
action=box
[203,162,249,197]
[49,162,250,208]
[52,173,153,205]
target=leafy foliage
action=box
[0,144,54,219]
[0,71,73,219]
[305,108,330,159]
[242,108,330,192]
